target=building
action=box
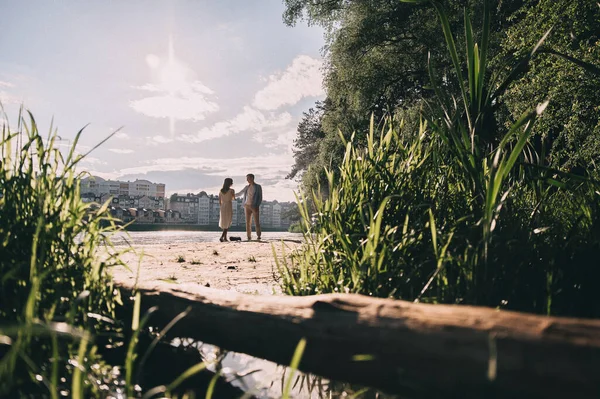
[272,201,282,228]
[80,176,165,199]
[260,202,273,227]
[197,192,211,225]
[169,193,200,223]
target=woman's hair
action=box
[220,178,233,194]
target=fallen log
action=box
[116,280,600,398]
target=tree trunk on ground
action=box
[116,281,600,398]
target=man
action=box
[236,173,263,240]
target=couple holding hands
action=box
[218,173,262,242]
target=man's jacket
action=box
[239,184,263,208]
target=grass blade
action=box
[283,338,307,399]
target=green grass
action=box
[176,255,186,263]
[0,109,128,396]
[160,274,179,284]
[282,338,307,399]
[0,110,234,397]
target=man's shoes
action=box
[247,237,252,241]
[257,235,261,240]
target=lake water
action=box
[111,230,304,246]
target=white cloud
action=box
[108,148,134,154]
[146,135,174,145]
[0,80,25,105]
[189,81,215,95]
[56,143,92,153]
[145,54,161,69]
[132,83,162,93]
[179,106,292,143]
[253,129,297,149]
[253,55,324,111]
[114,132,130,140]
[130,81,219,122]
[79,170,119,180]
[0,92,17,104]
[117,153,294,182]
[79,156,106,166]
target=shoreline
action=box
[121,223,293,232]
[111,237,300,295]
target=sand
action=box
[110,237,302,295]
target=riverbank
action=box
[111,235,301,295]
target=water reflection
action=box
[173,338,399,399]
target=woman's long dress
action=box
[219,189,234,229]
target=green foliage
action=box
[0,111,127,396]
[499,0,600,173]
[280,1,600,318]
[287,101,327,181]
[288,222,304,233]
[282,338,307,399]
[284,0,528,192]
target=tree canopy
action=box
[285,0,600,190]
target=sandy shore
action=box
[111,237,301,295]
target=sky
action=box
[0,1,325,202]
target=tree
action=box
[287,101,327,180]
[499,0,600,173]
[283,0,528,193]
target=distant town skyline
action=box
[0,1,325,201]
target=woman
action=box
[218,178,234,242]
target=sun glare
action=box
[159,35,189,93]
[146,35,195,136]
[145,54,160,69]
[159,60,188,93]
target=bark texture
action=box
[116,281,600,398]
